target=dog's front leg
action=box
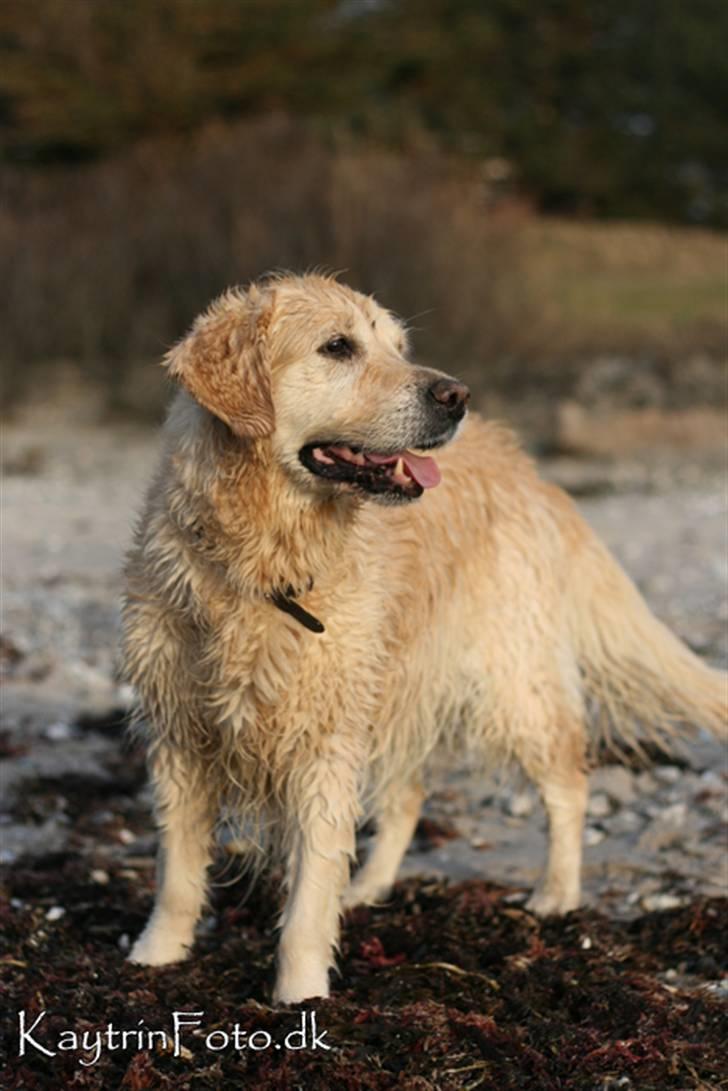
[129,750,216,966]
[273,757,360,1004]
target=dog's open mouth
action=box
[299,442,442,499]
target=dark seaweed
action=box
[1,762,726,1090]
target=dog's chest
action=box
[202,595,384,738]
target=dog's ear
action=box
[164,287,275,438]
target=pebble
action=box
[580,936,593,950]
[502,891,528,905]
[115,683,136,707]
[635,771,658,794]
[469,836,492,850]
[68,661,112,692]
[91,868,110,884]
[587,792,611,818]
[702,980,728,999]
[590,765,636,806]
[45,721,77,741]
[117,828,136,845]
[654,765,683,785]
[641,892,684,912]
[606,809,642,835]
[45,906,66,921]
[505,791,535,818]
[637,819,682,853]
[585,826,605,845]
[660,801,688,825]
[700,770,724,789]
[118,933,130,952]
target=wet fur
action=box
[122,274,727,1003]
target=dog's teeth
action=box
[313,447,334,465]
[351,451,365,465]
[393,457,408,483]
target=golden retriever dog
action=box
[121,273,726,1004]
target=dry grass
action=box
[1,118,725,417]
[520,219,727,356]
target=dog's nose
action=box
[428,378,470,418]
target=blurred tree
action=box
[0,0,726,223]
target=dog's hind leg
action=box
[274,752,362,1004]
[129,749,217,966]
[343,781,424,908]
[520,721,588,916]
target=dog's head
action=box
[166,274,469,504]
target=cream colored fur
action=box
[122,273,727,1004]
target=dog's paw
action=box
[273,948,330,1005]
[127,928,191,966]
[342,880,392,910]
[273,971,330,1006]
[525,887,581,917]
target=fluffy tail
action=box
[569,535,727,753]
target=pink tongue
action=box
[401,451,441,488]
[367,449,441,488]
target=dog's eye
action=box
[319,335,355,360]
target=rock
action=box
[635,771,658,794]
[703,980,728,999]
[654,765,683,785]
[585,826,605,845]
[44,720,79,741]
[504,791,535,818]
[469,836,493,850]
[46,906,66,921]
[595,1069,636,1090]
[700,770,724,790]
[606,809,643,835]
[660,802,688,825]
[115,682,136,707]
[641,892,684,912]
[0,817,70,862]
[590,765,636,806]
[587,792,612,818]
[636,803,692,853]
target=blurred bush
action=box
[0,116,724,417]
[0,2,725,422]
[0,118,525,410]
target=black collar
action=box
[269,587,325,634]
